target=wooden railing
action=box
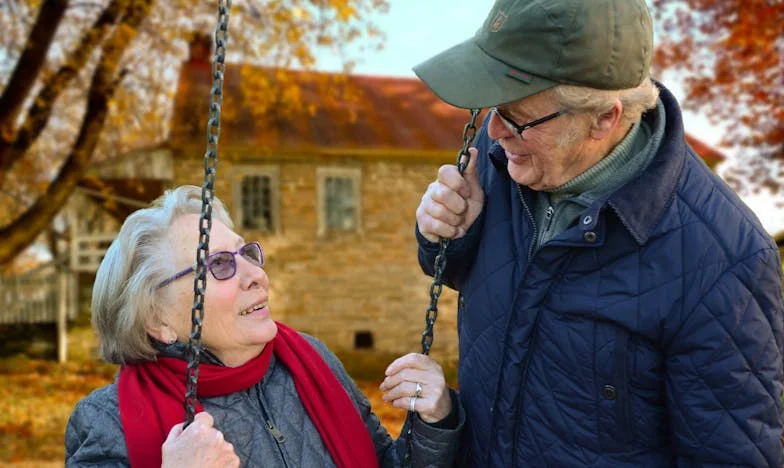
[0,261,77,362]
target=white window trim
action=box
[316,167,362,237]
[231,165,281,234]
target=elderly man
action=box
[413,0,784,466]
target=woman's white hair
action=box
[551,77,660,145]
[91,185,233,364]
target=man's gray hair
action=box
[553,77,660,127]
[91,185,233,364]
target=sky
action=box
[315,0,784,235]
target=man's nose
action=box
[487,110,513,140]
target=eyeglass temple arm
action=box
[158,264,197,288]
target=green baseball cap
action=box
[413,0,653,109]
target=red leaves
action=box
[652,0,783,159]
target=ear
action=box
[145,314,178,344]
[590,99,623,140]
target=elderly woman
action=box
[65,185,463,467]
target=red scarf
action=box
[118,322,378,468]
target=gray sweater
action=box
[65,334,463,467]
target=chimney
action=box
[188,33,212,66]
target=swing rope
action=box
[184,0,231,428]
[403,108,480,467]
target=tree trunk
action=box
[0,0,155,266]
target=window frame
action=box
[316,167,362,237]
[231,165,281,234]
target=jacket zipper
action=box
[511,185,579,462]
[509,255,577,464]
[491,184,542,466]
[516,184,538,261]
[266,419,286,443]
[255,391,290,467]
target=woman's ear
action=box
[145,314,178,344]
[590,99,623,140]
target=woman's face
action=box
[165,214,277,367]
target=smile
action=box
[240,303,267,316]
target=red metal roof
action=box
[170,60,484,153]
[170,50,725,165]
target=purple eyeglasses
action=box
[157,242,265,288]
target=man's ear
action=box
[590,99,623,140]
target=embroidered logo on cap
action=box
[490,10,508,32]
[506,69,533,84]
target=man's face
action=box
[487,91,594,191]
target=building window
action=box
[232,166,280,233]
[354,331,374,349]
[317,167,361,236]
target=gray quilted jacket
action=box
[65,333,463,467]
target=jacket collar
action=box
[606,83,686,245]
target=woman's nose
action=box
[238,256,268,290]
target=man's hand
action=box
[416,148,484,243]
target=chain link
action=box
[404,108,480,467]
[184,0,231,428]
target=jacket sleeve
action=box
[416,211,485,291]
[303,335,464,467]
[65,389,130,467]
[665,248,784,467]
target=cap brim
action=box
[413,39,558,109]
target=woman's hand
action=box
[380,353,452,423]
[162,411,239,468]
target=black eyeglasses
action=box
[490,107,563,140]
[158,242,264,289]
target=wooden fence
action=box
[0,261,77,362]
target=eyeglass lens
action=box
[208,243,264,280]
[239,243,264,266]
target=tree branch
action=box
[0,0,155,266]
[0,0,126,183]
[0,0,69,147]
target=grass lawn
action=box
[0,326,419,465]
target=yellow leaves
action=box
[336,4,358,21]
[291,6,311,21]
[0,352,116,462]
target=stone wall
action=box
[173,150,460,366]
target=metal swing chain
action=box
[184,0,231,428]
[403,108,480,466]
[420,109,480,357]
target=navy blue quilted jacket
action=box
[417,84,784,466]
